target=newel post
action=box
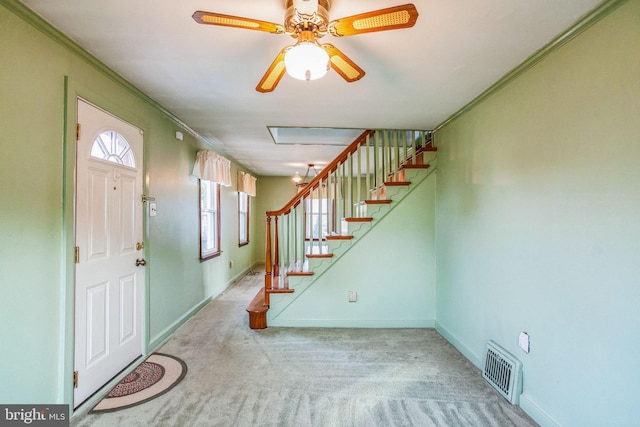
[265,214,272,292]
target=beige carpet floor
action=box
[72,268,538,427]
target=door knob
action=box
[135,258,147,267]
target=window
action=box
[199,180,221,260]
[90,130,136,167]
[238,192,250,246]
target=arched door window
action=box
[90,130,136,167]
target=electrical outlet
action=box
[348,291,357,302]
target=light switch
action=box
[348,291,357,302]
[149,202,157,217]
[519,332,530,353]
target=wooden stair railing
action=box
[247,129,435,329]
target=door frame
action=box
[62,78,150,415]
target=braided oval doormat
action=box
[91,353,187,413]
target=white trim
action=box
[434,322,483,368]
[268,319,436,328]
[520,394,563,427]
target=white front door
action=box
[74,99,144,407]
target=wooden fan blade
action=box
[256,48,289,93]
[328,4,418,37]
[192,11,285,34]
[322,44,365,82]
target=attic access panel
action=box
[268,127,366,146]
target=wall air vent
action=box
[483,340,523,404]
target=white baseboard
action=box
[148,297,212,351]
[519,394,563,427]
[434,321,483,368]
[268,318,436,328]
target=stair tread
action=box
[246,290,267,313]
[344,217,373,222]
[400,163,431,170]
[267,288,295,293]
[287,271,314,276]
[418,145,437,152]
[384,181,411,186]
[326,235,354,240]
[306,253,334,258]
[364,199,392,204]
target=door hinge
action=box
[74,246,79,264]
[73,371,78,389]
[76,123,81,141]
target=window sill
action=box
[200,250,222,261]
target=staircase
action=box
[247,129,437,329]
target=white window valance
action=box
[192,150,232,187]
[237,171,257,197]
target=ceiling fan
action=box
[192,0,418,93]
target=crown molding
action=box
[434,0,629,133]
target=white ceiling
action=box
[21,0,603,176]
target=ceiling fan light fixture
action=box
[284,37,329,81]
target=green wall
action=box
[434,1,640,425]
[0,1,258,408]
[252,176,300,263]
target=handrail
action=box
[263,128,434,297]
[266,130,375,217]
